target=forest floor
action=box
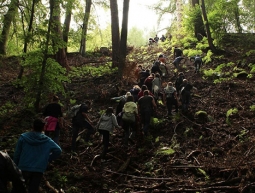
[1,42,255,193]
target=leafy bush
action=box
[15,51,70,106]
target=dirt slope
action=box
[1,45,255,193]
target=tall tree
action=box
[50,0,68,68]
[63,0,75,53]
[79,0,92,56]
[0,0,19,55]
[191,0,206,40]
[34,0,54,111]
[200,0,217,53]
[18,0,37,79]
[119,0,129,78]
[110,0,120,68]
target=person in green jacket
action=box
[122,95,138,146]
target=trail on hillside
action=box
[1,45,255,192]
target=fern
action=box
[226,108,238,125]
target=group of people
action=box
[148,34,167,46]
[0,48,202,192]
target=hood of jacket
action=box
[20,131,51,146]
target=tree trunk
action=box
[110,0,120,68]
[79,0,92,56]
[63,0,74,53]
[234,5,242,33]
[50,0,68,69]
[200,0,217,53]
[34,0,53,112]
[119,0,130,78]
[0,0,18,55]
[18,0,36,79]
[191,0,206,40]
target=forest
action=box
[1,0,255,192]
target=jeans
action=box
[98,129,110,158]
[22,171,43,193]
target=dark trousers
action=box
[71,121,94,151]
[166,97,178,115]
[22,171,43,193]
[140,110,152,135]
[98,129,110,158]
[181,91,191,111]
[194,61,202,73]
[122,120,136,145]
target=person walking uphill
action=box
[97,107,121,161]
[163,82,179,117]
[71,101,95,152]
[13,118,62,193]
[122,95,138,146]
[138,90,157,136]
[43,95,63,144]
[0,151,26,193]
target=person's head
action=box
[141,85,148,91]
[105,107,114,116]
[143,90,149,96]
[126,95,134,102]
[158,54,164,59]
[183,79,188,84]
[52,95,59,102]
[33,118,45,132]
[155,73,160,78]
[167,82,173,87]
[125,92,131,98]
[150,73,155,77]
[178,72,184,77]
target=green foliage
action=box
[68,63,117,79]
[245,50,255,57]
[203,50,213,64]
[128,27,147,47]
[15,51,70,105]
[238,128,249,142]
[0,101,16,117]
[203,62,236,83]
[51,169,68,188]
[250,105,255,112]
[156,147,175,155]
[226,108,238,125]
[197,168,210,180]
[249,63,255,74]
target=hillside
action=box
[1,38,255,193]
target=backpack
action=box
[67,104,81,118]
[164,87,174,98]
